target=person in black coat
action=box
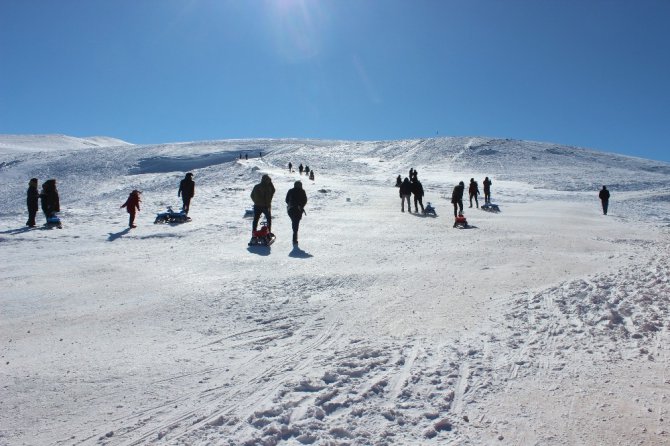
[399,177,412,212]
[285,180,308,245]
[178,173,195,214]
[483,177,492,204]
[40,179,60,220]
[599,185,610,215]
[411,178,425,213]
[451,181,465,217]
[26,178,39,227]
[468,178,480,208]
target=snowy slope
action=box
[0,136,669,445]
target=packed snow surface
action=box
[1,135,669,445]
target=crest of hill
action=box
[0,134,133,153]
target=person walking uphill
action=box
[599,185,610,215]
[251,174,275,235]
[411,178,425,213]
[178,173,195,215]
[40,179,60,221]
[121,190,141,228]
[26,178,39,227]
[468,178,480,208]
[451,181,465,217]
[399,177,412,212]
[286,180,308,245]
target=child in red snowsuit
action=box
[121,190,141,228]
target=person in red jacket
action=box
[121,190,141,228]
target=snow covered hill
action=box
[1,135,669,445]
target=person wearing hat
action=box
[26,178,39,227]
[285,180,308,245]
[40,179,60,221]
[178,173,195,215]
[451,181,465,217]
[251,174,275,235]
[120,190,142,228]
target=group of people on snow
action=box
[288,162,315,181]
[25,178,60,227]
[397,171,425,214]
[250,174,307,245]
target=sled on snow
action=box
[423,202,437,216]
[453,214,469,229]
[481,203,500,213]
[154,206,192,224]
[248,223,276,247]
[45,214,63,229]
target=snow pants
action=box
[452,200,463,217]
[181,194,192,214]
[128,210,136,227]
[252,205,272,233]
[413,195,424,213]
[288,208,303,244]
[601,199,609,215]
[401,194,411,212]
[469,193,479,208]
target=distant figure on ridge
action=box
[309,170,315,181]
[178,173,195,215]
[288,162,293,172]
[121,190,141,228]
[469,178,480,208]
[411,177,425,213]
[286,180,308,245]
[251,174,275,235]
[483,177,492,204]
[399,177,412,213]
[451,181,465,217]
[599,185,610,215]
[299,164,304,175]
[40,179,60,221]
[26,178,39,227]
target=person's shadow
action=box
[107,228,131,241]
[0,227,34,235]
[289,245,313,258]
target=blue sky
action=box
[1,0,669,162]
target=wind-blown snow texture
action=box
[1,135,669,445]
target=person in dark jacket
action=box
[121,190,141,228]
[395,175,402,187]
[399,177,412,212]
[309,170,315,181]
[251,174,275,234]
[468,178,480,208]
[451,181,465,217]
[411,178,425,213]
[26,178,39,227]
[285,180,308,245]
[288,162,293,172]
[40,179,60,221]
[299,164,304,175]
[483,177,492,204]
[178,173,195,214]
[599,185,610,215]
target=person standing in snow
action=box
[178,173,195,215]
[483,177,492,204]
[399,177,412,212]
[599,185,610,215]
[288,162,293,172]
[251,174,275,235]
[26,178,39,227]
[451,181,465,217]
[40,179,60,221]
[395,175,402,187]
[120,190,141,228]
[299,164,304,175]
[286,180,308,245]
[411,177,425,213]
[468,178,480,208]
[309,170,315,181]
